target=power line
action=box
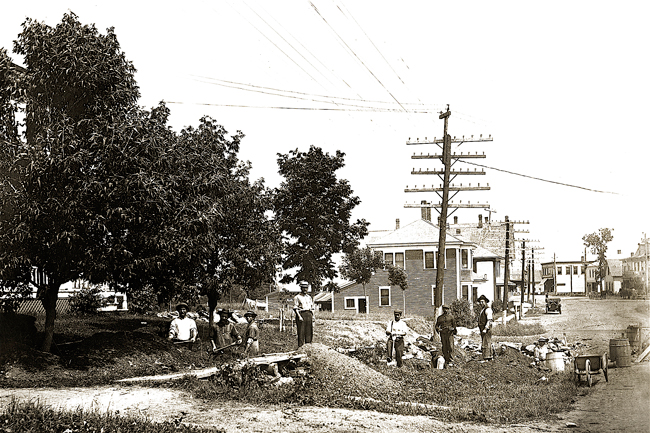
[165,101,432,112]
[309,1,408,112]
[459,160,620,195]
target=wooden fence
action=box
[14,299,71,316]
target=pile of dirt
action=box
[297,342,400,399]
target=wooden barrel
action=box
[609,338,631,367]
[545,352,565,372]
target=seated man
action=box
[168,303,198,349]
[534,337,549,362]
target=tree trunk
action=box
[207,288,220,341]
[402,290,406,316]
[40,282,60,353]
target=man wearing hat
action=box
[534,337,549,362]
[168,303,198,349]
[386,309,408,367]
[294,281,315,347]
[243,310,260,357]
[477,295,493,360]
[435,304,457,367]
[210,309,242,353]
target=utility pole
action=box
[520,240,526,319]
[553,253,557,293]
[405,105,492,311]
[504,216,510,307]
[643,233,648,299]
[434,107,451,310]
[528,249,533,305]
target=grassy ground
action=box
[0,309,580,424]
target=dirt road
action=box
[2,298,648,433]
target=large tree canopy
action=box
[0,13,280,351]
[274,145,368,289]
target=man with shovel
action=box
[210,309,242,353]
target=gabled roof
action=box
[607,259,623,277]
[368,219,469,248]
[473,245,503,260]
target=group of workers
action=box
[386,294,494,368]
[167,280,315,356]
[168,281,496,369]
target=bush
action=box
[492,318,545,336]
[128,284,160,314]
[450,299,475,328]
[68,286,106,315]
[491,299,504,315]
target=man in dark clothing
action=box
[477,295,493,360]
[210,309,242,353]
[435,304,457,366]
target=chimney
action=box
[395,218,400,229]
[421,200,431,221]
[478,214,483,228]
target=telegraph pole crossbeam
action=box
[404,105,492,312]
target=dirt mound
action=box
[297,342,399,399]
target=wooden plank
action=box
[635,344,650,363]
[116,367,220,382]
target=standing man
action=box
[386,309,408,367]
[435,304,457,367]
[210,309,242,353]
[168,303,198,349]
[294,281,315,347]
[477,295,493,361]
[243,310,260,358]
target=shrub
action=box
[450,299,475,327]
[491,298,504,315]
[128,284,160,314]
[68,286,106,315]
[492,318,545,336]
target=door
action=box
[358,297,367,314]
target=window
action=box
[395,252,404,269]
[573,266,578,275]
[379,287,391,306]
[461,249,469,268]
[557,266,562,275]
[431,284,436,305]
[581,266,585,275]
[472,287,478,303]
[384,252,393,267]
[462,285,469,301]
[425,251,435,269]
[345,298,355,309]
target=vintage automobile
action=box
[545,297,561,314]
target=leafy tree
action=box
[339,246,384,312]
[583,228,614,293]
[274,146,368,290]
[387,264,408,314]
[0,14,281,351]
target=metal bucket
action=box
[546,351,564,372]
[609,338,631,367]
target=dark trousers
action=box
[440,331,454,363]
[296,311,313,347]
[386,337,404,367]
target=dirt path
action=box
[2,298,648,433]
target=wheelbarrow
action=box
[573,353,608,387]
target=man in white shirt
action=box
[294,281,315,347]
[168,303,198,349]
[386,309,408,367]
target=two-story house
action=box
[332,218,478,315]
[541,260,588,295]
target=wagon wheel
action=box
[585,359,592,387]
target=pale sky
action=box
[2,1,649,268]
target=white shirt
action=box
[294,293,314,311]
[169,317,197,341]
[386,319,409,339]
